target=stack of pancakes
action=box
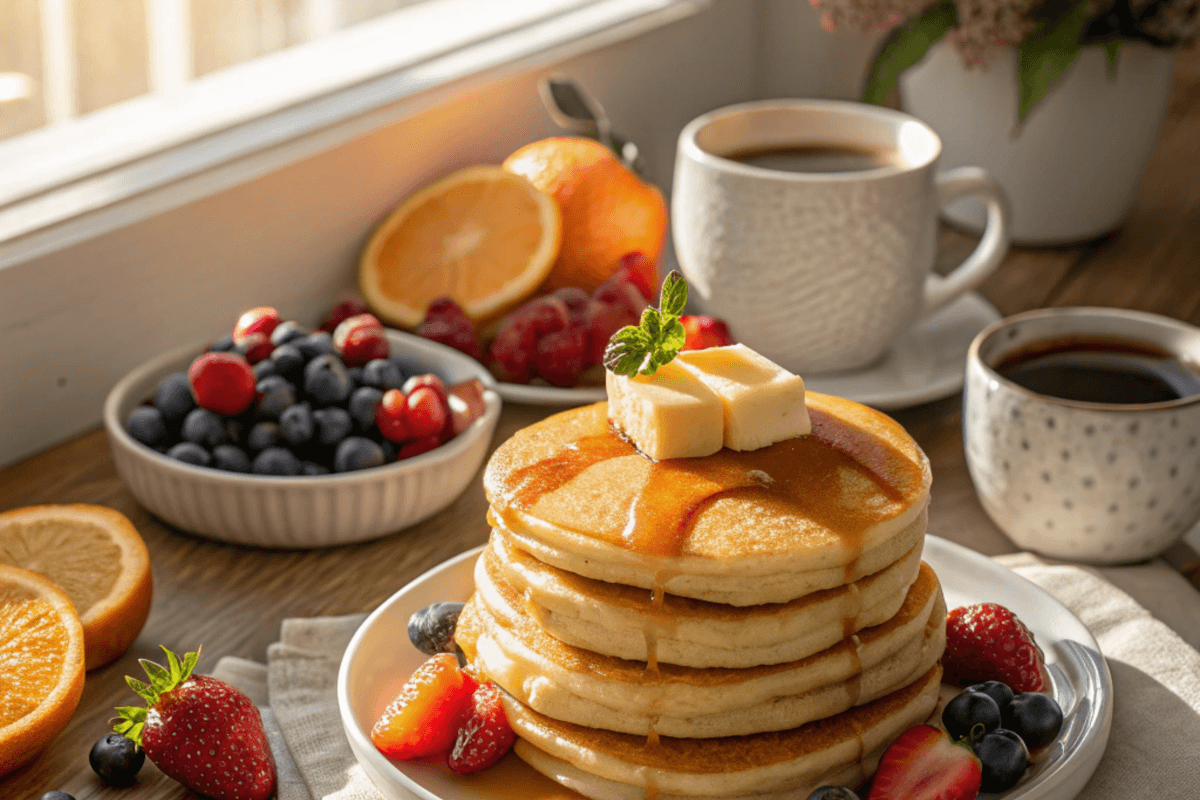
[456,392,946,800]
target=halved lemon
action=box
[360,165,562,328]
[0,564,86,777]
[0,504,153,670]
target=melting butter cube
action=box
[606,361,723,460]
[676,344,810,450]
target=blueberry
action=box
[1003,692,1064,750]
[300,461,331,476]
[257,374,297,419]
[408,602,466,655]
[253,359,278,380]
[313,407,353,446]
[334,437,385,472]
[89,732,144,786]
[304,354,352,406]
[346,366,364,389]
[361,359,405,391]
[974,728,1029,792]
[252,447,301,476]
[154,372,195,423]
[270,344,305,381]
[181,408,229,449]
[942,688,1001,742]
[212,444,251,472]
[224,413,253,445]
[38,793,76,800]
[296,331,337,359]
[248,421,281,452]
[967,681,1014,711]
[806,788,860,800]
[126,406,168,448]
[166,442,211,467]
[349,387,383,430]
[271,320,308,346]
[209,334,236,352]
[279,402,314,446]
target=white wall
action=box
[0,0,874,465]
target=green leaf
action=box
[181,648,200,682]
[163,646,182,681]
[863,1,956,106]
[141,659,172,695]
[603,325,651,375]
[114,705,147,747]
[1017,1,1091,121]
[125,676,154,704]
[1104,40,1122,79]
[658,270,688,319]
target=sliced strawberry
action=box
[233,306,280,343]
[943,603,1046,693]
[868,724,981,800]
[448,681,515,774]
[681,315,735,351]
[372,653,477,759]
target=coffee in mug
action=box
[673,100,1012,374]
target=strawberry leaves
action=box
[115,645,201,746]
[603,270,688,377]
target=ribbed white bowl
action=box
[104,330,501,548]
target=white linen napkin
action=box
[213,555,1200,800]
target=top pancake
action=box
[484,393,931,579]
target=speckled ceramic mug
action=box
[673,100,1011,374]
[964,307,1200,564]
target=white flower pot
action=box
[901,42,1175,245]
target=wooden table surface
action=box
[4,48,1200,800]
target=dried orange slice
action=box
[360,165,562,328]
[0,504,153,670]
[0,564,86,777]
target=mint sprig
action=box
[603,270,688,377]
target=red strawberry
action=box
[372,653,477,759]
[868,724,981,800]
[189,353,256,416]
[943,603,1046,693]
[444,379,488,437]
[232,306,280,343]
[333,313,389,366]
[681,315,735,351]
[115,647,276,800]
[448,681,515,774]
[376,389,410,443]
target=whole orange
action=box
[503,137,667,293]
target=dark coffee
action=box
[724,145,902,174]
[995,337,1200,404]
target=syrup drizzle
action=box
[499,407,917,563]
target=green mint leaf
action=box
[1018,1,1090,121]
[658,270,688,319]
[640,307,663,342]
[1104,40,1122,79]
[863,1,956,106]
[603,325,652,375]
[661,317,686,354]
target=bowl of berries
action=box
[103,306,501,548]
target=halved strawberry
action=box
[371,653,478,759]
[681,315,734,351]
[448,681,515,774]
[868,724,981,800]
[943,603,1046,693]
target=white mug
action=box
[673,100,1011,374]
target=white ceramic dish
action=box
[104,330,501,549]
[495,382,605,407]
[805,292,1002,411]
[338,535,1113,800]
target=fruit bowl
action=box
[103,330,501,549]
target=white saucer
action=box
[338,535,1112,800]
[805,291,1002,410]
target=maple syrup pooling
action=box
[501,406,914,564]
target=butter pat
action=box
[606,361,723,460]
[676,344,810,450]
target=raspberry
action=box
[536,325,587,387]
[320,298,368,333]
[419,299,483,362]
[553,287,592,324]
[614,252,658,302]
[188,353,256,416]
[583,300,638,367]
[593,273,649,319]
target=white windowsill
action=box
[0,0,707,271]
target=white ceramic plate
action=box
[338,535,1112,800]
[495,382,606,407]
[805,292,1002,410]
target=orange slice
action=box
[0,564,86,777]
[360,165,562,328]
[0,504,153,670]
